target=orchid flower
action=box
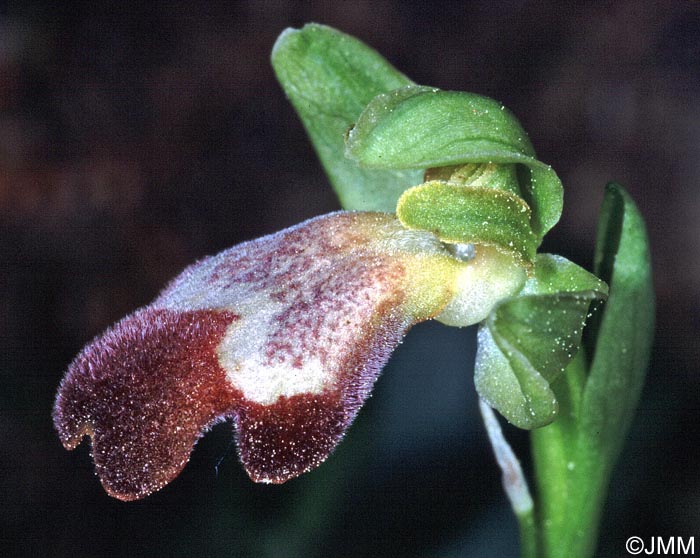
[53,29,653,558]
[53,24,607,501]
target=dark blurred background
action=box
[1,2,698,557]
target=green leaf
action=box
[271,24,423,211]
[580,183,654,466]
[475,255,607,429]
[345,86,563,242]
[396,181,538,266]
[530,184,654,558]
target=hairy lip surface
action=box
[54,308,240,500]
[54,212,460,500]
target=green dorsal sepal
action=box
[346,85,564,242]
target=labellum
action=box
[54,211,524,500]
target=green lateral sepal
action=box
[475,255,608,429]
[271,24,423,211]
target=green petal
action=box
[397,181,537,266]
[271,24,423,211]
[346,86,563,241]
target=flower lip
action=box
[54,212,465,500]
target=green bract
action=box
[531,184,653,557]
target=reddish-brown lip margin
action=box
[53,300,412,500]
[53,308,241,501]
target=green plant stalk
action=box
[518,508,539,558]
[530,354,603,558]
[509,354,586,558]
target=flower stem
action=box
[529,352,601,558]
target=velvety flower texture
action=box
[54,211,524,500]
